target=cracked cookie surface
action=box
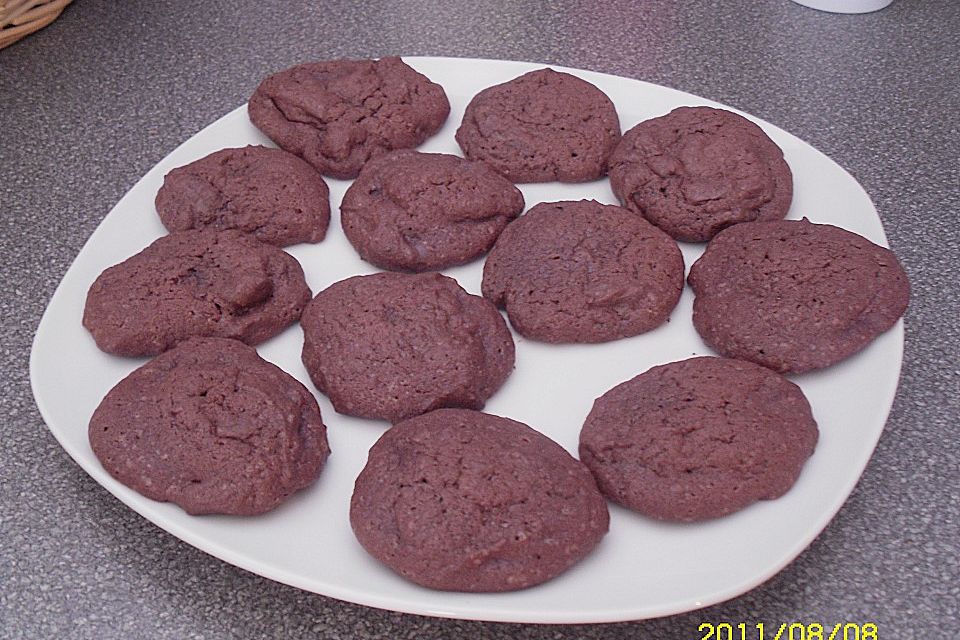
[455,68,621,183]
[481,199,684,343]
[300,273,514,422]
[248,57,450,179]
[351,408,609,591]
[579,356,818,522]
[340,150,524,271]
[83,229,311,357]
[155,145,330,247]
[89,337,330,516]
[609,106,793,242]
[688,218,910,373]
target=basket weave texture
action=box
[1,0,73,49]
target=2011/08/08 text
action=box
[698,622,879,640]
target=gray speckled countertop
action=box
[2,1,958,638]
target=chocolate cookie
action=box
[83,230,311,357]
[687,218,910,374]
[89,337,330,516]
[340,150,524,272]
[482,200,684,343]
[300,273,514,422]
[351,408,609,591]
[248,57,450,179]
[609,106,793,242]
[579,356,818,522]
[155,145,330,246]
[455,68,621,183]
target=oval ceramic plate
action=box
[30,57,904,623]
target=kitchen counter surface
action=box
[2,1,957,637]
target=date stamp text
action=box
[698,622,879,640]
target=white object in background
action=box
[791,0,893,13]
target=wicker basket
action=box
[0,0,72,49]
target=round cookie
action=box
[300,272,514,422]
[351,408,609,592]
[687,218,910,374]
[481,199,684,343]
[579,356,818,522]
[83,229,311,357]
[608,106,793,242]
[89,337,330,516]
[155,145,330,247]
[248,57,450,179]
[455,68,621,183]
[340,150,524,272]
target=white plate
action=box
[30,57,904,623]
